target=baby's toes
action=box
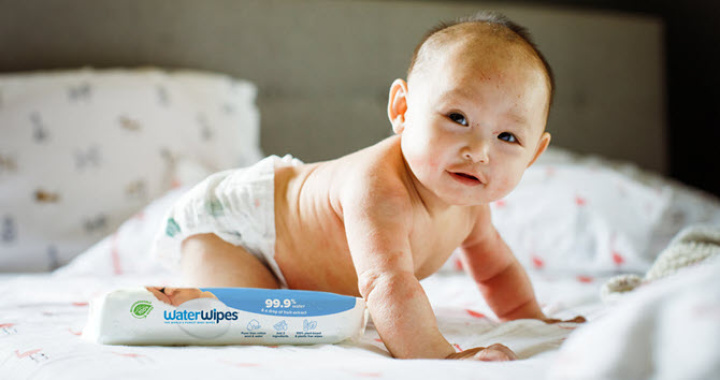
[473,344,518,362]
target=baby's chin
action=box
[450,198,493,207]
[445,189,511,207]
[436,191,495,207]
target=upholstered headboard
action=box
[0,0,666,172]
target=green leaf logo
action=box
[130,300,154,319]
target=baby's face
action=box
[397,40,550,206]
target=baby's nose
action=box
[462,140,489,163]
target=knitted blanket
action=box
[602,224,720,302]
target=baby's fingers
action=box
[544,315,586,324]
[445,347,485,360]
[145,286,172,305]
[474,344,518,362]
[445,344,518,362]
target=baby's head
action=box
[388,12,553,206]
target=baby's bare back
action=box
[273,136,479,296]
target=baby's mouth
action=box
[449,171,482,185]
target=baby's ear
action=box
[527,132,551,167]
[387,79,408,134]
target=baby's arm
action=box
[343,191,456,359]
[460,206,545,321]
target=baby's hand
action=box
[543,315,586,324]
[145,286,172,305]
[445,343,518,362]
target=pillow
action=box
[441,147,720,276]
[53,186,190,278]
[0,68,262,272]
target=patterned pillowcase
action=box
[0,68,262,272]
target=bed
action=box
[1,1,719,379]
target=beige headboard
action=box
[0,0,666,172]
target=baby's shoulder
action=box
[334,137,410,203]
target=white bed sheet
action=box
[0,270,605,380]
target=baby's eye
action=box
[448,113,468,126]
[498,132,518,143]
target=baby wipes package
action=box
[83,287,368,345]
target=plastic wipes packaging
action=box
[83,287,368,345]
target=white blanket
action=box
[549,258,720,380]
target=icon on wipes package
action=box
[303,320,317,331]
[130,301,153,319]
[247,319,261,331]
[273,320,288,332]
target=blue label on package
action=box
[200,288,357,317]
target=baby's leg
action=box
[180,233,280,289]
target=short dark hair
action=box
[407,11,555,109]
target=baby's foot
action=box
[446,343,518,361]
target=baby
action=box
[153,12,580,361]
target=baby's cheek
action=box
[403,140,440,179]
[424,147,443,169]
[426,157,440,170]
[405,152,431,173]
[490,174,520,201]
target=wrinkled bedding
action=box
[551,259,720,380]
[0,270,605,380]
[4,263,718,379]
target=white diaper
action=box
[152,155,302,288]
